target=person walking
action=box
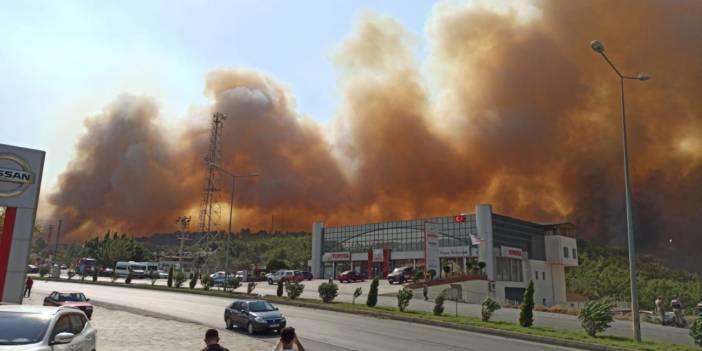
[671,296,684,326]
[423,283,429,301]
[273,327,305,351]
[24,276,33,298]
[654,296,664,322]
[201,329,229,351]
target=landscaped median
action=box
[34,277,696,351]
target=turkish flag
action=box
[454,215,466,223]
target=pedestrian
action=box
[273,327,305,351]
[671,296,683,326]
[423,283,429,301]
[24,276,33,298]
[654,296,664,322]
[201,329,228,351]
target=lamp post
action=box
[590,40,649,343]
[210,163,258,292]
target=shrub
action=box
[397,287,413,312]
[277,281,284,297]
[318,281,339,303]
[125,272,132,285]
[200,276,213,291]
[92,269,98,282]
[366,277,379,307]
[578,299,615,337]
[247,281,257,295]
[110,270,118,283]
[286,282,304,300]
[481,297,501,322]
[174,271,186,288]
[189,271,198,289]
[691,318,702,347]
[414,270,424,282]
[352,287,363,305]
[150,271,158,286]
[427,269,437,280]
[67,270,76,280]
[167,266,174,288]
[38,266,49,278]
[81,271,86,281]
[477,262,486,273]
[433,292,446,316]
[519,281,535,327]
[227,278,241,292]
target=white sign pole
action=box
[424,222,440,277]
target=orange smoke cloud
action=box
[48,1,702,272]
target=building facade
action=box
[310,204,578,306]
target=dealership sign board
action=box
[500,246,523,258]
[322,252,351,262]
[424,222,440,274]
[0,144,45,304]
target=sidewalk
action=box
[24,293,271,351]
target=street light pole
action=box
[591,40,649,343]
[210,163,258,292]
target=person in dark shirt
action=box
[25,276,34,298]
[201,329,229,351]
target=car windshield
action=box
[248,301,275,312]
[0,312,51,345]
[57,293,87,302]
[391,268,404,273]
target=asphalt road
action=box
[31,280,581,351]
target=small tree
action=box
[397,287,413,312]
[434,292,446,316]
[92,268,98,282]
[477,262,486,274]
[174,271,186,288]
[39,266,50,278]
[201,276,213,291]
[427,269,437,280]
[442,265,451,276]
[189,271,198,289]
[318,281,339,303]
[277,281,284,297]
[81,271,86,281]
[167,266,174,288]
[352,287,363,305]
[465,260,474,273]
[578,299,615,337]
[110,270,118,283]
[690,318,702,347]
[67,270,76,280]
[227,278,241,292]
[247,281,257,295]
[366,277,379,307]
[481,297,501,322]
[519,281,535,327]
[286,282,304,300]
[125,272,132,285]
[413,270,424,282]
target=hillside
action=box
[566,239,702,312]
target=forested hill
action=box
[566,240,701,312]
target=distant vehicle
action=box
[0,304,96,350]
[224,300,286,335]
[27,265,39,274]
[43,291,94,319]
[267,270,299,285]
[337,270,364,283]
[140,262,159,277]
[75,258,97,275]
[210,271,237,287]
[114,261,146,278]
[60,264,68,270]
[387,267,415,284]
[300,271,314,280]
[235,270,248,282]
[98,267,114,277]
[154,270,169,279]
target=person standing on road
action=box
[654,296,664,322]
[273,327,305,351]
[423,283,429,301]
[671,296,683,326]
[24,276,33,298]
[201,329,229,351]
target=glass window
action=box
[563,247,569,258]
[0,312,51,345]
[535,271,539,280]
[68,314,85,335]
[572,248,577,259]
[542,271,546,280]
[51,315,72,340]
[496,258,522,282]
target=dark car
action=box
[27,265,39,274]
[300,271,313,280]
[98,267,114,277]
[224,300,286,335]
[387,267,414,284]
[43,291,94,319]
[337,270,364,283]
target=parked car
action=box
[210,271,237,287]
[98,267,114,277]
[337,270,364,283]
[43,291,94,319]
[387,267,415,284]
[224,300,286,335]
[0,304,97,350]
[155,270,169,279]
[299,271,314,280]
[27,265,39,274]
[114,261,146,278]
[60,264,68,270]
[267,270,299,285]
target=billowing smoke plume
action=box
[48,0,702,272]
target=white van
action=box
[140,262,159,277]
[115,261,146,278]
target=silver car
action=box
[0,305,96,351]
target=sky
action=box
[0,1,435,192]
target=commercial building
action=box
[310,204,578,305]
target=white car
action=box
[0,304,96,350]
[267,270,295,285]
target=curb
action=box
[37,277,637,351]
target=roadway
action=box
[32,280,581,351]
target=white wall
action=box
[311,222,324,278]
[529,260,555,306]
[550,264,567,304]
[476,204,495,281]
[544,235,578,267]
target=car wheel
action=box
[268,279,273,285]
[247,322,255,335]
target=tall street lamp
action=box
[211,163,259,292]
[590,39,649,343]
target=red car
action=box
[337,270,364,283]
[43,291,94,319]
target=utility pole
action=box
[53,220,62,265]
[47,224,54,262]
[175,216,191,270]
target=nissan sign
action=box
[0,153,35,198]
